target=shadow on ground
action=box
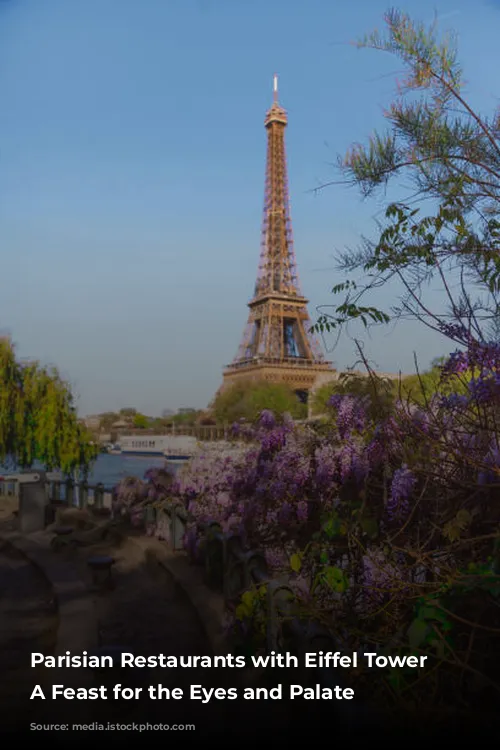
[0,509,298,737]
[0,503,497,740]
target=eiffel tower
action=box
[222,75,334,402]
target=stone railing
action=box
[0,474,113,512]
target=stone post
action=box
[18,471,48,534]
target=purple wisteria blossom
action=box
[410,406,436,435]
[268,444,311,500]
[296,501,308,522]
[365,437,386,467]
[478,443,500,485]
[361,547,407,612]
[315,443,338,488]
[266,510,279,524]
[437,321,474,344]
[278,501,293,523]
[337,440,369,484]
[468,372,500,404]
[442,350,469,376]
[115,476,144,505]
[329,394,368,438]
[259,409,276,429]
[259,427,288,453]
[387,465,417,521]
[443,340,500,377]
[439,393,470,410]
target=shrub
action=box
[212,379,307,423]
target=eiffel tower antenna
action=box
[221,77,334,402]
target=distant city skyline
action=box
[1,0,498,415]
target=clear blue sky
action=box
[1,0,499,416]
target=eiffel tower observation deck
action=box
[222,75,334,401]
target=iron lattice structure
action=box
[223,76,334,397]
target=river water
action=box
[87,453,182,487]
[0,454,182,490]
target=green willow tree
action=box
[314,9,500,348]
[0,338,98,475]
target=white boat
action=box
[118,434,196,460]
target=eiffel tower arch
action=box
[221,76,335,402]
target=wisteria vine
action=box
[113,340,500,714]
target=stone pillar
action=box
[18,471,48,534]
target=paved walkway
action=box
[0,510,226,733]
[0,504,293,737]
[66,531,224,728]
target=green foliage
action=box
[233,586,269,655]
[310,381,341,417]
[132,413,149,429]
[0,338,98,475]
[311,371,397,420]
[98,412,119,431]
[456,560,500,598]
[399,365,470,404]
[311,362,473,415]
[170,410,203,425]
[408,598,453,659]
[399,368,442,404]
[119,407,137,417]
[321,565,349,593]
[315,8,500,344]
[442,509,472,542]
[212,379,307,423]
[321,511,347,539]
